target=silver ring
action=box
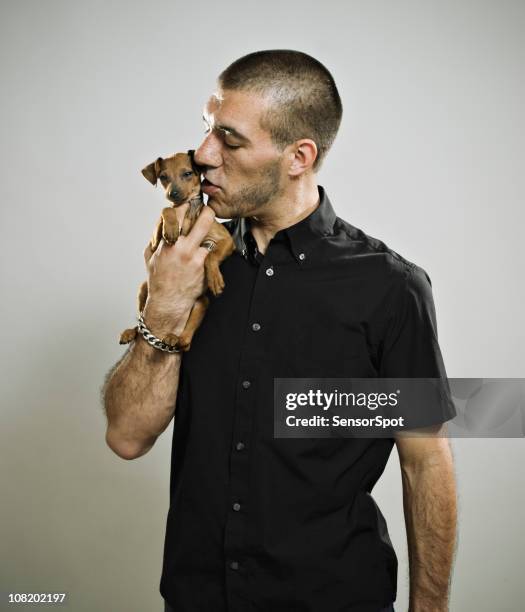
[202,240,216,252]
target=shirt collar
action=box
[230,185,337,264]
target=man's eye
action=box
[203,125,239,149]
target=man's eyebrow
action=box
[202,114,250,143]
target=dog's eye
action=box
[183,171,194,178]
[159,174,168,181]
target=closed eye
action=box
[203,127,241,149]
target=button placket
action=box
[225,244,279,610]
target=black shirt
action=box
[159,185,456,612]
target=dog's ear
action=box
[187,149,203,175]
[141,157,163,185]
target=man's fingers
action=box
[143,206,216,265]
[194,243,215,266]
[183,206,217,251]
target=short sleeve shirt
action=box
[159,184,456,612]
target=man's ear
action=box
[187,149,203,175]
[288,140,318,177]
[141,157,163,185]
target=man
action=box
[103,50,457,612]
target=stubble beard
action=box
[207,157,284,219]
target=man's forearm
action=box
[401,445,457,611]
[102,305,191,458]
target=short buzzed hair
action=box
[218,49,343,172]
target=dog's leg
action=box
[150,215,164,251]
[175,295,210,352]
[204,238,236,296]
[161,207,180,245]
[119,280,150,344]
[119,326,137,344]
[120,325,179,348]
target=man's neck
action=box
[248,178,320,255]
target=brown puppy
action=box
[119,150,235,351]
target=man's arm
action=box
[102,306,190,460]
[101,206,216,460]
[395,424,457,612]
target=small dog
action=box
[119,150,235,352]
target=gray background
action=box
[1,0,523,610]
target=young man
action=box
[103,50,457,612]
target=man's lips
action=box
[202,177,221,194]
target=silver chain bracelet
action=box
[136,313,181,353]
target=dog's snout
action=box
[169,188,179,199]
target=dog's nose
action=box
[169,188,179,199]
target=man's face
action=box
[193,88,288,219]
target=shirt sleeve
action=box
[378,263,457,427]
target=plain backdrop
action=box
[1,1,523,611]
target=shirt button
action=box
[251,323,261,331]
[232,502,241,511]
[265,267,274,276]
[242,380,251,389]
[299,253,306,260]
[236,441,245,451]
[230,561,239,570]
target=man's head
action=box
[193,49,342,219]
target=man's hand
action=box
[395,424,457,612]
[143,206,216,326]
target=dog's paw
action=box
[207,269,225,296]
[175,334,192,352]
[162,333,179,347]
[119,327,137,344]
[162,231,178,245]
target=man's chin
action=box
[206,197,230,219]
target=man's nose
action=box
[194,133,222,169]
